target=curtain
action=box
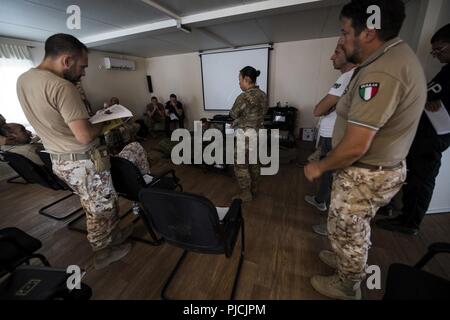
[0,43,32,60]
[0,43,34,129]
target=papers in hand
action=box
[169,113,179,121]
[425,101,450,135]
[89,104,133,124]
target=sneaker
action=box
[305,195,327,212]
[312,223,328,236]
[311,274,361,300]
[319,250,337,269]
[307,149,321,162]
[94,242,132,270]
[376,218,418,235]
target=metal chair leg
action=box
[230,221,245,300]
[161,250,189,300]
[133,208,164,246]
[67,204,164,246]
[39,193,83,220]
[31,253,51,267]
[161,221,245,300]
[7,175,29,184]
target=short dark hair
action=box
[240,66,261,83]
[170,94,177,99]
[44,33,88,59]
[151,96,158,101]
[431,24,450,44]
[340,0,406,42]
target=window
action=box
[0,43,34,130]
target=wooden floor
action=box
[1,140,449,300]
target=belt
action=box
[352,161,404,171]
[49,152,91,161]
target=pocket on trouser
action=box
[91,146,111,172]
[83,167,119,250]
[371,167,406,208]
[328,211,371,280]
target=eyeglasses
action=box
[430,45,448,56]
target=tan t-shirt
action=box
[17,68,98,154]
[332,38,427,166]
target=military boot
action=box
[319,250,337,269]
[232,189,253,202]
[94,242,132,270]
[310,274,362,300]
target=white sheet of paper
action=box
[425,101,450,135]
[169,113,179,121]
[89,104,133,124]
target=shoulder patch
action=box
[359,83,380,101]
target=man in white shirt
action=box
[305,43,356,236]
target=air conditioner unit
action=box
[104,57,136,71]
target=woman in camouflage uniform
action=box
[230,66,268,202]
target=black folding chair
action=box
[139,188,245,300]
[68,156,182,246]
[0,227,49,273]
[383,242,450,300]
[0,151,82,220]
[0,228,91,300]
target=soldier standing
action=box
[230,66,268,202]
[17,34,132,270]
[377,24,450,235]
[304,0,427,299]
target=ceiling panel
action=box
[94,36,193,57]
[151,29,229,51]
[15,0,169,28]
[155,0,265,16]
[205,20,270,47]
[1,0,423,58]
[256,7,339,43]
[0,0,127,41]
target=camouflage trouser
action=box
[328,163,407,281]
[52,159,119,251]
[118,142,150,174]
[234,130,260,192]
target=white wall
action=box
[146,37,341,133]
[268,37,340,131]
[83,51,150,117]
[145,52,209,131]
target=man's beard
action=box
[63,66,81,84]
[345,39,362,64]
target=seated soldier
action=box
[164,94,185,136]
[145,96,165,137]
[0,115,44,166]
[109,97,141,144]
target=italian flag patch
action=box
[359,83,380,101]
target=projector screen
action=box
[200,47,269,111]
